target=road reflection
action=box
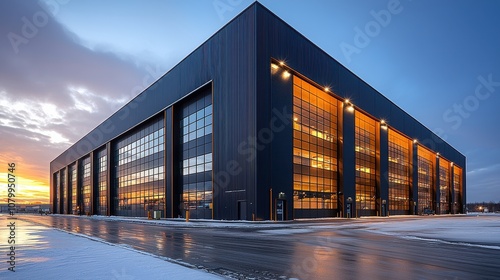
[17,214,500,280]
[0,215,49,251]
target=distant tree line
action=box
[466,201,500,212]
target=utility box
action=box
[153,210,161,220]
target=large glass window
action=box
[439,158,450,214]
[96,149,107,215]
[388,129,411,213]
[292,76,338,214]
[180,92,212,219]
[61,169,66,214]
[417,146,435,214]
[355,112,377,214]
[453,166,462,213]
[115,117,164,217]
[69,164,77,214]
[81,157,91,214]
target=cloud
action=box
[0,0,161,203]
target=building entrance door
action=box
[238,201,247,220]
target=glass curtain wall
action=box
[292,76,338,217]
[453,166,462,213]
[115,117,165,217]
[55,172,60,213]
[96,149,107,215]
[70,164,77,214]
[388,129,411,214]
[81,157,91,215]
[179,92,213,219]
[439,158,450,214]
[355,112,377,216]
[417,146,435,214]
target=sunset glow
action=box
[0,164,49,204]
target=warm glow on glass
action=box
[388,129,411,212]
[292,76,339,211]
[355,111,377,212]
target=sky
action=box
[0,0,499,204]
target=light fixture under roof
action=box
[282,70,291,79]
[345,99,354,112]
[271,63,279,74]
[381,120,388,129]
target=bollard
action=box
[185,209,190,222]
[148,211,152,220]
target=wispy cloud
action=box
[0,1,157,203]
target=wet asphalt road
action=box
[19,215,500,280]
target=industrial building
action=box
[50,3,466,220]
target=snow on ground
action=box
[3,212,498,279]
[0,216,223,279]
[61,214,292,229]
[360,213,500,249]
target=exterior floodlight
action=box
[282,70,291,79]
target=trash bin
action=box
[153,210,161,220]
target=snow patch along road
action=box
[0,216,223,279]
[360,214,500,249]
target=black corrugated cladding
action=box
[254,3,465,218]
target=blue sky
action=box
[0,0,499,203]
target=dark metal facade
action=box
[50,3,466,220]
